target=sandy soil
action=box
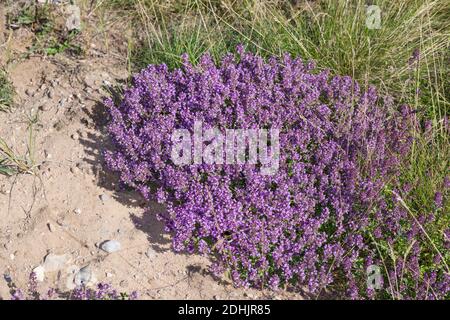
[0,3,301,300]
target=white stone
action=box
[74,266,92,286]
[99,194,109,203]
[71,133,79,140]
[145,247,157,259]
[32,266,45,282]
[100,240,121,253]
[66,5,81,31]
[43,253,69,272]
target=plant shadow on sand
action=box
[78,80,173,254]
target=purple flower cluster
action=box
[72,283,138,300]
[7,273,138,300]
[104,47,448,299]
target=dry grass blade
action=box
[0,137,34,175]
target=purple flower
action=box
[8,278,137,300]
[11,289,24,300]
[444,176,450,189]
[130,291,139,300]
[434,192,443,208]
[268,275,280,291]
[409,48,420,66]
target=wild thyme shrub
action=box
[104,47,448,299]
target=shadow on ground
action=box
[78,81,172,252]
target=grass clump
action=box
[0,112,37,176]
[0,69,14,112]
[6,1,83,56]
[0,137,35,176]
[105,0,449,93]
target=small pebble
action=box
[145,247,157,259]
[74,266,92,286]
[119,280,128,288]
[100,240,121,253]
[73,208,82,215]
[71,133,80,140]
[39,161,51,172]
[32,266,45,282]
[43,253,69,272]
[58,99,66,108]
[99,194,109,203]
[70,166,80,174]
[76,162,93,175]
[39,104,51,111]
[53,120,66,131]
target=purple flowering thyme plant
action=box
[104,46,449,299]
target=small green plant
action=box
[7,2,83,57]
[0,69,14,112]
[7,3,38,27]
[0,137,34,176]
[0,111,38,176]
[35,29,82,56]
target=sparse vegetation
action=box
[5,273,138,300]
[0,133,35,176]
[0,69,14,112]
[5,1,83,56]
